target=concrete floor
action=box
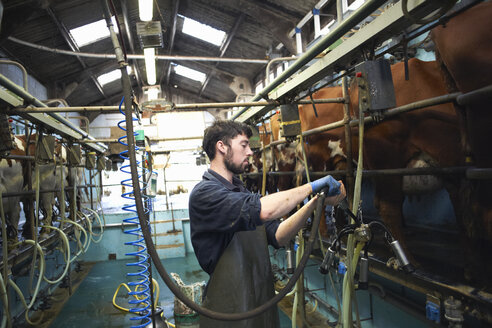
[48,255,293,327]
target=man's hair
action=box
[202,120,252,160]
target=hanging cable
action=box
[42,225,70,284]
[117,96,151,327]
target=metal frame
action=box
[0,73,107,153]
[233,0,450,123]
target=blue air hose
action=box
[117,97,151,327]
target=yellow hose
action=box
[112,278,160,312]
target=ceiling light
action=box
[144,48,156,85]
[139,0,153,21]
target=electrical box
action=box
[36,135,55,162]
[135,129,145,148]
[249,125,261,150]
[355,59,396,113]
[136,21,163,48]
[86,152,96,169]
[279,104,301,138]
[68,144,81,166]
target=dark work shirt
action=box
[189,169,281,274]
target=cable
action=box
[42,226,70,284]
[0,190,12,328]
[83,207,104,243]
[117,96,152,327]
[8,240,45,326]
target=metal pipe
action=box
[0,59,28,91]
[0,73,107,152]
[232,0,388,121]
[2,154,35,161]
[1,185,96,198]
[456,84,492,107]
[7,37,269,64]
[243,166,483,178]
[266,57,298,84]
[11,98,344,113]
[68,115,90,133]
[43,98,69,107]
[79,136,203,143]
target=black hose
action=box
[100,0,325,320]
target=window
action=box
[97,66,131,86]
[172,63,206,83]
[70,17,117,47]
[180,15,226,46]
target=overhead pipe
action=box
[0,73,108,152]
[266,56,298,84]
[232,0,388,121]
[7,37,268,64]
[12,97,344,113]
[0,59,28,91]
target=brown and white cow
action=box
[431,1,492,284]
[298,58,463,266]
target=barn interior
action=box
[0,0,491,327]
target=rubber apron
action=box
[200,225,280,328]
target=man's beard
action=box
[224,148,246,174]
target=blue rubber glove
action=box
[310,175,341,196]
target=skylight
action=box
[180,15,226,46]
[70,17,117,47]
[97,66,132,86]
[172,63,206,83]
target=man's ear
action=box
[216,140,227,155]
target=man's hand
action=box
[325,181,346,206]
[310,175,341,195]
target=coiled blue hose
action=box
[118,97,151,327]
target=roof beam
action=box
[45,6,107,99]
[121,0,143,91]
[198,13,244,96]
[164,0,180,86]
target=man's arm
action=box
[275,195,318,246]
[259,175,343,221]
[259,184,312,220]
[274,183,347,246]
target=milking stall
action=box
[0,0,491,327]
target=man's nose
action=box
[246,146,253,156]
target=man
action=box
[189,120,346,327]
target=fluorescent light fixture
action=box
[144,48,156,85]
[181,15,226,46]
[139,0,153,21]
[70,17,117,47]
[172,63,206,83]
[348,0,365,11]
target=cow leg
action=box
[373,176,416,266]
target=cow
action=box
[0,136,26,247]
[298,58,463,269]
[431,1,492,285]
